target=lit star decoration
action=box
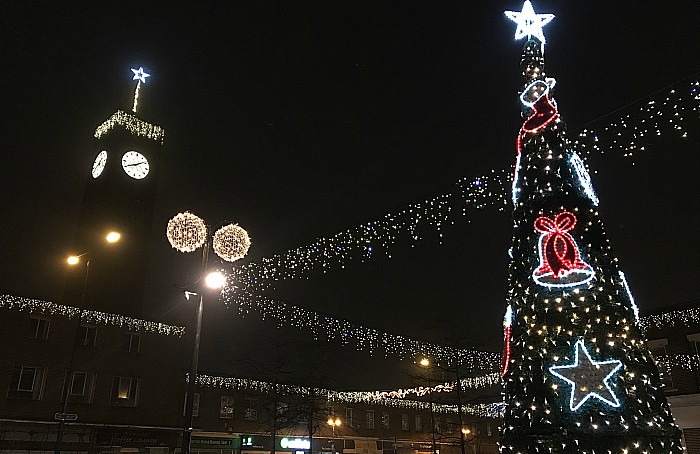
[549,339,623,411]
[504,1,555,46]
[131,67,150,83]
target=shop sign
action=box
[279,438,310,450]
[241,435,272,450]
[187,437,241,449]
[95,429,176,447]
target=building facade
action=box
[643,301,700,454]
[3,298,699,454]
[0,300,186,454]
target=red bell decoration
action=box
[532,211,595,288]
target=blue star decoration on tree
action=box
[131,67,150,83]
[549,339,623,411]
[504,1,555,45]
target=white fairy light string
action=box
[193,373,506,418]
[655,354,700,371]
[0,294,185,336]
[219,80,698,368]
[94,110,165,143]
[225,80,699,298]
[231,293,501,369]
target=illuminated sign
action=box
[280,438,310,450]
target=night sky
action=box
[1,2,699,389]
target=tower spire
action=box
[130,66,150,113]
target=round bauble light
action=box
[166,211,207,253]
[213,224,251,262]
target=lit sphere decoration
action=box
[166,212,207,253]
[213,224,251,262]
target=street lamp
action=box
[166,212,251,454]
[419,358,437,454]
[327,417,341,454]
[56,232,121,454]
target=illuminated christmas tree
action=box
[499,2,684,453]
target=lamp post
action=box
[460,428,475,454]
[166,212,251,454]
[327,417,341,454]
[419,358,437,454]
[181,268,225,454]
[56,231,121,454]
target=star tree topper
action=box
[131,67,150,83]
[549,339,623,411]
[504,1,555,45]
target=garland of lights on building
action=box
[94,110,165,143]
[0,294,185,336]
[194,373,505,418]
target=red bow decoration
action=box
[533,211,586,278]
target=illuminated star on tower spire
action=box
[504,1,555,46]
[131,67,150,84]
[549,339,623,411]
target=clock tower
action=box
[64,68,164,318]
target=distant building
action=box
[0,298,185,454]
[0,297,500,454]
[642,300,700,453]
[3,296,699,454]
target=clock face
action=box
[121,151,150,179]
[92,150,107,178]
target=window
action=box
[297,404,308,423]
[445,417,454,434]
[648,339,674,389]
[244,398,258,420]
[415,415,422,432]
[64,371,95,404]
[8,366,45,399]
[276,402,288,419]
[401,414,409,431]
[345,407,354,427]
[111,376,139,407]
[183,392,201,417]
[381,412,389,429]
[220,396,234,418]
[123,332,140,353]
[75,325,97,346]
[29,317,50,340]
[367,410,375,429]
[688,334,700,386]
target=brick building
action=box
[2,296,698,454]
[643,301,700,453]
